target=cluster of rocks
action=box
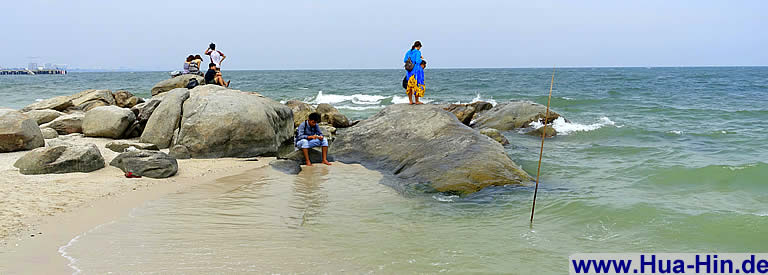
[443,100,563,140]
[3,72,569,195]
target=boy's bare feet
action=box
[322,160,332,165]
[305,161,313,166]
[415,101,424,105]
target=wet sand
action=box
[0,135,274,274]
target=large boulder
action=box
[332,104,533,195]
[13,144,105,175]
[41,113,84,134]
[140,88,189,149]
[284,100,315,128]
[82,106,136,138]
[316,103,351,128]
[109,150,178,178]
[0,109,45,152]
[471,101,562,131]
[150,75,202,96]
[21,95,74,112]
[444,101,494,126]
[113,90,143,108]
[23,109,65,125]
[70,89,117,111]
[175,85,294,158]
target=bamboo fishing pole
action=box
[530,66,556,225]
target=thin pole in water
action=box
[530,66,556,226]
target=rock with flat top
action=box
[479,128,510,145]
[13,143,105,174]
[71,89,117,111]
[444,101,493,126]
[150,74,202,96]
[21,96,74,112]
[269,159,302,175]
[0,109,45,153]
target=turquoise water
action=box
[2,67,767,273]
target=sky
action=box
[1,0,765,70]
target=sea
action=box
[2,67,767,273]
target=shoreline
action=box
[0,135,273,274]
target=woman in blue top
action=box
[404,41,426,104]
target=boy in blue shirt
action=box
[295,112,332,166]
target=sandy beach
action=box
[0,134,274,273]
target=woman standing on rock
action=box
[403,41,426,105]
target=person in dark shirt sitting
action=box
[204,63,229,87]
[295,112,332,166]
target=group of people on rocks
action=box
[175,41,429,166]
[181,43,229,87]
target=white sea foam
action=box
[530,117,616,135]
[454,93,498,106]
[58,220,116,274]
[669,130,683,135]
[35,98,44,102]
[335,105,386,111]
[312,91,387,105]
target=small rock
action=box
[13,143,105,175]
[40,128,59,139]
[169,144,191,159]
[316,103,351,128]
[23,109,65,125]
[113,90,143,108]
[479,128,510,145]
[82,106,136,138]
[269,159,301,175]
[105,140,159,152]
[525,125,557,138]
[109,150,178,178]
[40,113,84,134]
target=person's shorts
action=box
[296,138,329,149]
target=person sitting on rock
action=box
[295,112,332,166]
[204,63,230,87]
[187,55,203,76]
[183,55,194,74]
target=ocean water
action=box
[2,67,768,273]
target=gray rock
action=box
[471,101,563,131]
[140,88,189,149]
[13,143,105,175]
[0,109,45,153]
[21,95,74,112]
[23,109,65,125]
[479,128,510,145]
[83,106,136,138]
[70,89,117,111]
[175,85,294,158]
[40,128,59,139]
[524,125,557,138]
[113,90,143,108]
[40,113,84,134]
[150,74,203,96]
[332,104,533,195]
[135,99,161,124]
[316,103,351,128]
[444,101,493,126]
[269,159,302,174]
[109,150,178,178]
[284,100,316,128]
[105,140,159,152]
[169,144,191,159]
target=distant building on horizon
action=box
[27,63,38,70]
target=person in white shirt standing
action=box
[204,43,226,69]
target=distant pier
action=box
[0,69,67,75]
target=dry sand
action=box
[0,134,272,266]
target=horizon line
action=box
[58,64,768,72]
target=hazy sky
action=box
[1,0,765,70]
